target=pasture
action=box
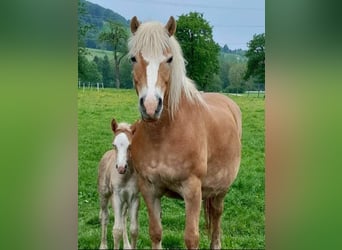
[78,89,265,249]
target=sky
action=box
[86,0,265,50]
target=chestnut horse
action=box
[129,16,242,249]
[98,119,139,249]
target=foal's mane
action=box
[128,21,205,119]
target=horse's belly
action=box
[202,158,240,199]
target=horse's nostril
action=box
[115,164,118,169]
[140,97,144,107]
[125,164,128,169]
[155,97,163,114]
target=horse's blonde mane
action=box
[128,21,205,119]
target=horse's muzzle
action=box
[116,164,128,174]
[139,95,163,121]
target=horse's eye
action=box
[166,56,173,63]
[130,56,137,63]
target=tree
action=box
[244,33,265,84]
[78,0,93,84]
[119,58,134,89]
[175,12,220,91]
[87,61,102,84]
[99,21,129,88]
[228,63,247,94]
[101,55,114,87]
[219,54,230,90]
[222,44,230,53]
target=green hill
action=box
[79,0,129,49]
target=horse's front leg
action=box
[122,203,131,249]
[129,194,140,249]
[139,176,162,249]
[112,191,125,250]
[183,176,202,249]
[99,194,110,249]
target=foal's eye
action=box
[166,56,173,63]
[130,56,137,63]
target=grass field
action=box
[78,88,265,249]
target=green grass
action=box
[78,88,264,249]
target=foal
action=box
[98,119,139,249]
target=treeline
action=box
[80,47,256,91]
[78,1,265,93]
[79,53,133,89]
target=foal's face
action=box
[111,119,133,175]
[131,51,173,121]
[112,132,131,174]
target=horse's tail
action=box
[203,198,213,240]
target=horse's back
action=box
[202,93,241,137]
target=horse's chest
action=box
[113,177,138,201]
[136,153,192,183]
[132,128,204,183]
[118,187,134,202]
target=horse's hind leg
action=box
[209,195,225,249]
[99,194,110,249]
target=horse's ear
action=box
[130,16,140,34]
[165,16,176,36]
[111,119,118,133]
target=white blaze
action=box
[113,133,129,167]
[139,54,166,116]
[146,60,159,94]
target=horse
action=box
[98,119,139,249]
[128,16,242,249]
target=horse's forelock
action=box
[128,22,170,59]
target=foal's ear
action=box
[111,119,118,133]
[130,16,140,34]
[165,16,176,36]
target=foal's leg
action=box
[112,192,125,250]
[129,195,140,249]
[183,177,202,249]
[122,203,131,249]
[209,195,225,249]
[139,177,162,249]
[99,194,110,249]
